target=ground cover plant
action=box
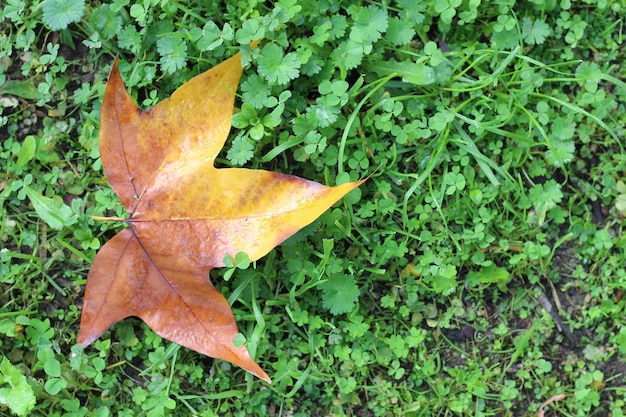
[1,0,625,416]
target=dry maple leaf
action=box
[77,51,363,383]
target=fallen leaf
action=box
[77,51,363,383]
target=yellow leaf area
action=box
[77,50,363,383]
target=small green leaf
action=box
[521,17,552,45]
[469,189,483,205]
[615,181,626,213]
[25,186,76,230]
[616,194,626,213]
[42,0,85,31]
[365,60,436,85]
[44,377,67,395]
[223,252,251,277]
[311,101,340,128]
[89,4,121,40]
[331,40,365,77]
[235,18,264,44]
[467,265,511,291]
[444,172,466,195]
[614,328,626,356]
[423,41,445,66]
[575,61,603,92]
[350,5,388,44]
[386,17,416,46]
[17,136,36,168]
[257,43,301,85]
[592,229,613,251]
[545,140,575,167]
[320,274,359,315]
[157,37,188,74]
[232,103,258,129]
[551,117,576,141]
[529,180,563,213]
[226,135,255,166]
[0,80,39,100]
[0,356,36,416]
[232,333,247,348]
[234,252,251,269]
[582,345,606,362]
[524,241,550,260]
[118,26,142,55]
[191,21,223,52]
[44,356,61,378]
[223,254,235,268]
[241,75,271,109]
[440,8,456,25]
[223,269,235,282]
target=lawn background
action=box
[1,0,625,416]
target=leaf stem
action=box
[91,216,128,222]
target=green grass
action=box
[1,1,626,416]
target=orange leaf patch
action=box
[77,51,363,383]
